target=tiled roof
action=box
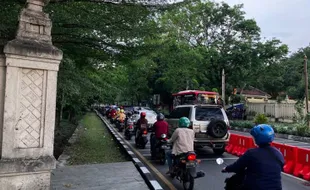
[237,86,271,98]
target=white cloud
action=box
[213,0,310,53]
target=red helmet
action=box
[140,112,146,118]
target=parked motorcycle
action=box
[135,128,148,149]
[170,151,205,190]
[150,133,169,165]
[124,121,135,140]
[216,158,245,190]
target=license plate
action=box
[186,161,196,168]
[142,134,147,137]
[161,145,167,149]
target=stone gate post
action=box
[0,0,62,189]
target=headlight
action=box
[161,134,167,138]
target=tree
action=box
[157,0,288,94]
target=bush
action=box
[230,121,254,129]
[230,120,310,137]
[254,113,268,124]
[294,122,310,136]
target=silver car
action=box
[166,104,230,155]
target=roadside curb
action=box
[95,110,164,190]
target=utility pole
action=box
[304,55,309,126]
[222,68,225,107]
[186,80,189,90]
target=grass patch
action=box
[68,112,128,165]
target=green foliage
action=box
[231,120,310,137]
[254,113,268,124]
[2,0,303,133]
[230,120,254,129]
[212,88,218,92]
[229,94,245,104]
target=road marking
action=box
[120,141,124,144]
[282,172,310,183]
[117,137,121,141]
[101,116,175,189]
[125,142,177,190]
[123,145,128,148]
[150,180,163,190]
[140,166,150,174]
[133,158,141,163]
[199,158,238,161]
[142,153,152,157]
[128,151,134,155]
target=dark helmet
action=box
[157,113,165,121]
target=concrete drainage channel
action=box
[95,110,164,190]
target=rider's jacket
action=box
[118,113,126,121]
[225,145,285,190]
[168,128,194,156]
[153,120,169,139]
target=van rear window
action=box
[195,107,224,121]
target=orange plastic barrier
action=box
[228,134,256,156]
[293,147,310,180]
[272,142,297,174]
[225,134,238,154]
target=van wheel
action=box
[213,148,225,155]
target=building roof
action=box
[237,85,271,98]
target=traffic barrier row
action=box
[225,133,310,181]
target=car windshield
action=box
[123,107,132,111]
[195,107,224,121]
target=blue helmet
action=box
[250,124,275,146]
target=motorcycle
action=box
[124,121,135,140]
[150,133,169,165]
[135,127,148,149]
[110,112,117,124]
[216,158,245,190]
[170,151,205,190]
[117,119,125,132]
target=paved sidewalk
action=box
[51,162,149,190]
[231,130,310,149]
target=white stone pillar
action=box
[0,0,62,189]
[0,51,5,155]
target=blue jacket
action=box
[226,145,285,190]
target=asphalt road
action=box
[107,120,310,190]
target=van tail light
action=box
[187,154,196,161]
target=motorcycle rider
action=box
[116,108,121,117]
[135,112,148,140]
[117,109,126,122]
[222,124,284,190]
[166,117,195,174]
[151,113,169,159]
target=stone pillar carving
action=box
[0,0,62,189]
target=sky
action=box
[212,0,310,53]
